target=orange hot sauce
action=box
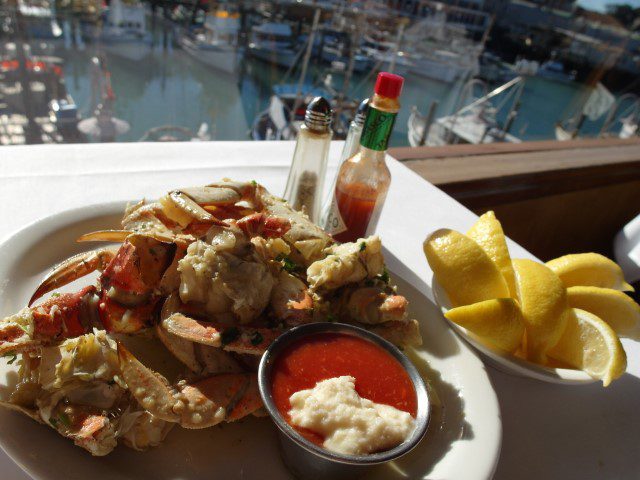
[323,72,404,243]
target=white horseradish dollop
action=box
[288,376,414,455]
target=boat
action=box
[618,115,639,139]
[87,0,152,62]
[360,27,413,76]
[247,22,300,69]
[177,8,241,77]
[479,52,514,84]
[402,11,482,84]
[555,82,614,140]
[251,81,357,141]
[537,60,576,84]
[139,123,212,141]
[408,77,524,147]
[600,93,639,139]
[320,31,371,74]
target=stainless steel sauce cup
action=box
[258,322,430,480]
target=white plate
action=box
[431,277,596,385]
[0,203,502,480]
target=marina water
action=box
[55,29,608,145]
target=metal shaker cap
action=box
[354,98,370,127]
[304,96,332,132]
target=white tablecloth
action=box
[0,141,637,479]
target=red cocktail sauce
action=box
[270,332,417,446]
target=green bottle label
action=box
[360,107,397,151]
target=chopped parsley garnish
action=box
[359,242,366,252]
[51,293,61,298]
[49,418,59,429]
[6,355,17,365]
[376,268,390,284]
[221,327,240,345]
[250,180,257,187]
[250,332,263,346]
[364,279,374,287]
[275,253,301,274]
[58,412,72,427]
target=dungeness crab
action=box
[0,179,421,455]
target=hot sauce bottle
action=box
[322,72,404,243]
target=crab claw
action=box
[118,343,261,429]
[1,285,96,354]
[236,213,291,239]
[159,190,230,229]
[77,230,132,243]
[29,248,117,306]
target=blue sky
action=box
[577,0,640,12]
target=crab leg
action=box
[29,247,117,306]
[159,313,280,355]
[118,344,262,429]
[0,285,96,354]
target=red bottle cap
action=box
[374,72,404,99]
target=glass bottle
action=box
[322,97,369,220]
[283,96,333,223]
[339,98,370,164]
[322,72,403,243]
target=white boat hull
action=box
[178,36,238,76]
[410,58,466,84]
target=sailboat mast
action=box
[292,9,321,120]
[388,20,406,75]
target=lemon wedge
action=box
[445,298,525,353]
[467,211,517,298]
[424,229,509,307]
[512,259,568,363]
[548,309,627,386]
[566,286,640,339]
[546,253,634,292]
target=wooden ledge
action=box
[389,137,640,161]
[389,138,640,260]
[390,138,640,208]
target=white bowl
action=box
[431,277,596,385]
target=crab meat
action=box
[340,287,408,325]
[178,240,274,323]
[270,271,314,325]
[307,236,385,291]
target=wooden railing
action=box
[389,138,640,261]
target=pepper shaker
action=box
[283,96,333,223]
